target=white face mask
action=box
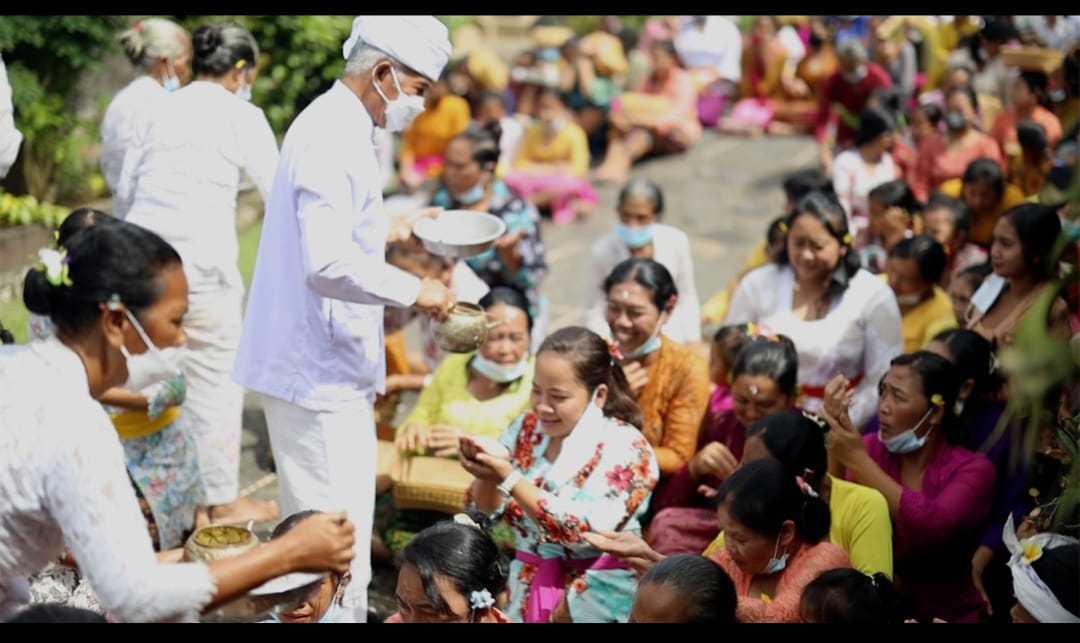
[234,82,252,102]
[372,64,425,132]
[108,298,185,379]
[472,352,530,384]
[894,292,924,307]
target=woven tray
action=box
[392,455,475,514]
[1001,47,1065,74]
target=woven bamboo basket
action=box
[1001,47,1065,74]
[392,455,475,514]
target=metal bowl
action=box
[201,572,327,623]
[412,210,507,258]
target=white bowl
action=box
[412,210,507,258]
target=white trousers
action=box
[182,287,244,506]
[261,393,376,624]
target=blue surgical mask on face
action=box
[234,83,252,102]
[162,59,181,93]
[471,352,530,383]
[877,406,935,455]
[453,180,487,205]
[614,222,653,249]
[762,534,789,574]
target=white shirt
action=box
[584,223,703,344]
[496,115,525,177]
[118,81,279,294]
[0,54,22,181]
[831,148,898,225]
[1027,16,1080,51]
[100,75,168,214]
[725,264,904,429]
[233,81,422,412]
[674,16,743,83]
[0,338,215,622]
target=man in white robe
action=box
[232,16,455,623]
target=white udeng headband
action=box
[1002,514,1080,623]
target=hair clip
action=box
[795,475,820,498]
[778,221,789,232]
[801,410,828,430]
[469,588,496,610]
[133,21,143,32]
[234,59,247,69]
[453,513,481,530]
[603,337,624,362]
[36,247,73,287]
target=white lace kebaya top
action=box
[0,337,216,622]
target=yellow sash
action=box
[110,406,180,441]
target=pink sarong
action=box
[503,171,599,224]
[514,550,627,623]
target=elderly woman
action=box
[592,40,702,185]
[431,122,549,350]
[584,178,701,345]
[117,21,280,526]
[380,287,536,558]
[726,191,903,429]
[100,18,191,218]
[602,258,711,493]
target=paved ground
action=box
[233,129,820,618]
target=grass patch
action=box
[0,220,264,346]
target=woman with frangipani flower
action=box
[819,350,996,624]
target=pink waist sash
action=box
[514,549,628,623]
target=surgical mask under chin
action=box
[619,321,664,361]
[762,534,789,575]
[162,60,181,93]
[472,352,530,383]
[234,82,252,102]
[574,387,604,428]
[614,222,653,249]
[877,406,935,455]
[373,65,426,132]
[453,179,487,205]
[895,292,924,307]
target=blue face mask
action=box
[453,180,486,206]
[621,334,662,360]
[471,352,530,383]
[614,222,653,249]
[762,534,790,575]
[877,406,934,455]
[537,47,561,63]
[234,83,252,102]
[162,59,181,93]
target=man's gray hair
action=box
[344,42,397,77]
[836,39,868,63]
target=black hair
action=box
[57,208,119,246]
[924,192,971,235]
[536,326,643,429]
[0,322,13,345]
[1001,203,1064,281]
[730,335,800,398]
[4,604,109,624]
[868,179,923,216]
[778,190,862,303]
[766,216,787,245]
[400,510,508,619]
[917,101,943,127]
[1016,118,1049,154]
[453,120,503,173]
[650,39,679,63]
[781,168,834,209]
[961,157,1005,198]
[745,410,829,491]
[945,85,980,116]
[479,90,508,109]
[1028,543,1080,619]
[479,286,534,333]
[854,106,896,148]
[714,458,832,544]
[930,328,1005,410]
[979,17,1017,44]
[617,177,665,218]
[534,85,567,106]
[1016,70,1052,110]
[191,22,258,78]
[270,509,322,540]
[800,568,902,623]
[1064,46,1080,98]
[954,261,993,293]
[713,323,752,371]
[603,258,679,315]
[22,221,183,338]
[638,554,738,623]
[884,351,964,446]
[887,234,948,286]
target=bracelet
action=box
[497,470,524,497]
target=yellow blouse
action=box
[513,121,591,177]
[399,352,534,441]
[398,94,471,176]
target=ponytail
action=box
[604,361,644,429]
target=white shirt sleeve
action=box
[43,413,216,622]
[293,146,422,308]
[724,267,763,325]
[239,107,280,203]
[0,55,23,180]
[847,278,904,429]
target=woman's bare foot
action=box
[208,496,279,525]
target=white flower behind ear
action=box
[37,247,72,287]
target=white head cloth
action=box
[1002,514,1080,623]
[341,15,452,81]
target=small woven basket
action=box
[392,455,475,514]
